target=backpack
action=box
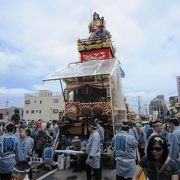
[35,129,46,150]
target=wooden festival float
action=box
[43,12,127,142]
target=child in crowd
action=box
[37,141,56,171]
[12,161,30,180]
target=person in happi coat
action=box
[85,121,101,180]
[112,121,138,180]
[0,123,23,180]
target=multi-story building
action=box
[149,95,168,118]
[24,90,64,122]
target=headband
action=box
[13,167,30,173]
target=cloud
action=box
[32,81,64,93]
[0,52,24,75]
[0,86,33,97]
[125,91,156,98]
[0,39,21,53]
[89,0,144,49]
[0,0,180,111]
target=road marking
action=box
[36,169,57,180]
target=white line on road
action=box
[36,169,57,180]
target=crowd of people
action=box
[113,118,180,180]
[0,109,62,180]
[0,108,179,180]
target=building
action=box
[149,95,168,118]
[176,76,180,97]
[0,106,23,122]
[24,90,64,122]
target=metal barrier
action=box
[30,157,43,163]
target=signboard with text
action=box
[80,48,113,62]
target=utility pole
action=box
[5,100,9,120]
[145,103,148,116]
[138,96,141,115]
[5,100,9,110]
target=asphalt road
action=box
[39,168,116,180]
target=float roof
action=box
[43,58,118,81]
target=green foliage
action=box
[169,98,178,118]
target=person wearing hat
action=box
[69,136,84,172]
[112,121,138,180]
[148,120,163,140]
[0,123,23,180]
[12,161,31,180]
[86,121,101,180]
[168,118,180,177]
[71,136,81,150]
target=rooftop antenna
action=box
[89,9,93,33]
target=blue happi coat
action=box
[169,126,180,175]
[43,146,55,166]
[112,131,138,178]
[86,130,101,169]
[0,133,23,173]
[20,137,34,161]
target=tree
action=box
[169,98,178,118]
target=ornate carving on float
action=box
[65,105,79,120]
[65,101,111,120]
[92,105,103,117]
[82,52,106,61]
[80,106,92,117]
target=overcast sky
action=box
[0,0,180,112]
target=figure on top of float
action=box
[88,12,111,39]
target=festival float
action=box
[43,12,127,142]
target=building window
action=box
[34,100,36,103]
[26,110,29,114]
[53,109,58,113]
[39,110,41,114]
[40,100,42,104]
[53,99,59,103]
[36,110,38,113]
[31,110,34,114]
[25,100,30,104]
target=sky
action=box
[0,0,180,112]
